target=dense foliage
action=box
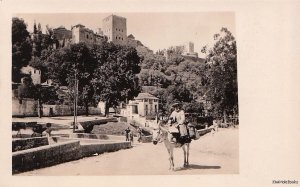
[202,27,238,119]
[12,16,238,119]
[12,18,32,82]
[91,43,141,115]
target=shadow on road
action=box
[175,164,221,171]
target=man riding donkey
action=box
[167,102,195,144]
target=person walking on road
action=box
[137,127,142,142]
[125,127,131,141]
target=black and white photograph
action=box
[11,12,238,175]
[0,0,299,186]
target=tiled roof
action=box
[135,93,158,100]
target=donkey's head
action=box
[152,128,161,145]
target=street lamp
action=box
[73,69,78,133]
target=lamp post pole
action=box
[73,69,78,133]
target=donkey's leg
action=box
[182,145,187,167]
[167,149,172,170]
[170,148,175,170]
[186,143,190,166]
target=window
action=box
[116,36,117,39]
[86,34,88,39]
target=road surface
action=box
[17,128,239,175]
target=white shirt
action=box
[169,110,185,125]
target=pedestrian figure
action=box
[125,127,131,141]
[129,132,134,143]
[137,127,142,142]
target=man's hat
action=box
[172,102,181,108]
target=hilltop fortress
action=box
[49,14,128,47]
[47,14,199,58]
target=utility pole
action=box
[73,69,78,133]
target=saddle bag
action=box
[187,123,196,139]
[178,124,188,137]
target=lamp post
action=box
[73,69,78,133]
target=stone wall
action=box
[12,140,81,174]
[12,103,101,117]
[12,137,49,152]
[81,141,131,157]
[140,135,153,143]
[12,136,132,174]
[12,98,38,117]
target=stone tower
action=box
[102,14,127,45]
[184,42,194,54]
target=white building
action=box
[120,93,159,127]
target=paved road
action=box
[18,128,239,175]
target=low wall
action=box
[140,135,153,143]
[12,140,81,174]
[13,102,101,117]
[68,133,126,142]
[42,105,101,117]
[88,107,101,115]
[12,98,38,117]
[107,135,127,141]
[197,128,213,136]
[12,137,49,152]
[81,141,131,157]
[69,133,109,140]
[12,136,132,174]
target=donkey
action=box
[152,122,191,170]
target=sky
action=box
[16,12,235,58]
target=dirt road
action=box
[18,128,239,175]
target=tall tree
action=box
[18,76,36,100]
[12,17,32,82]
[202,27,238,120]
[33,21,37,34]
[45,43,98,115]
[92,43,141,116]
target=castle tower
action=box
[102,14,127,45]
[184,42,194,54]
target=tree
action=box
[183,102,204,115]
[29,48,53,82]
[12,17,32,82]
[18,76,36,100]
[92,43,141,116]
[46,43,98,115]
[202,27,238,120]
[158,83,194,113]
[32,23,58,58]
